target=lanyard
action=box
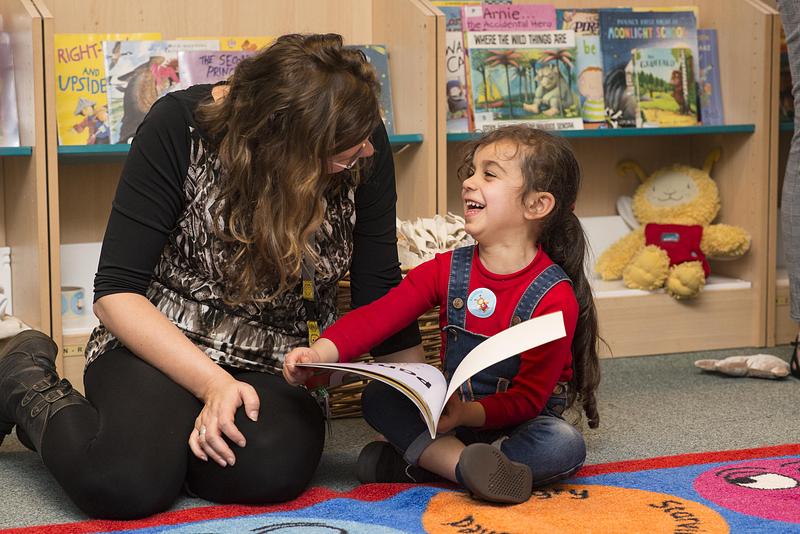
[301,246,320,347]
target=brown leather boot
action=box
[0,330,89,454]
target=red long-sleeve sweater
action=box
[322,245,578,429]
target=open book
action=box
[297,311,566,439]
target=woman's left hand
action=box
[436,394,467,434]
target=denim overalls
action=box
[361,245,586,487]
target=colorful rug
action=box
[5,444,799,533]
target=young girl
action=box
[284,125,600,504]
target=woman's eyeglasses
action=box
[330,142,368,171]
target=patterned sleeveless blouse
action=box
[84,127,357,374]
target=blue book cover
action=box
[346,45,394,135]
[697,29,724,126]
[557,9,605,127]
[599,10,698,128]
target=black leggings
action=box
[39,347,325,519]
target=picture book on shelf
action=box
[178,50,254,88]
[297,311,566,439]
[632,47,697,127]
[0,32,18,147]
[104,39,218,144]
[54,32,160,146]
[462,3,556,32]
[697,29,724,126]
[599,10,698,128]
[557,9,605,128]
[346,44,395,135]
[465,29,582,132]
[440,5,470,133]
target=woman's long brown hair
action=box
[196,33,381,304]
[457,125,601,428]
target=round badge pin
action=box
[467,287,497,318]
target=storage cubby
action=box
[431,0,780,357]
[0,0,52,359]
[32,0,441,387]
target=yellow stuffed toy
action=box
[594,149,751,299]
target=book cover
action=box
[462,3,556,32]
[180,36,274,52]
[297,311,566,439]
[104,39,218,144]
[632,47,698,127]
[697,29,724,126]
[0,32,18,147]
[465,30,583,132]
[557,9,605,127]
[178,50,254,88]
[440,5,470,133]
[54,32,160,146]
[599,10,698,128]
[346,45,395,136]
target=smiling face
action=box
[461,140,528,244]
[643,170,700,208]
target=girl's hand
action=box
[282,347,322,385]
[437,394,467,434]
[188,375,260,466]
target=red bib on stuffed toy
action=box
[644,223,710,278]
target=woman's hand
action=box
[188,375,260,466]
[282,347,322,386]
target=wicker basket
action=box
[328,275,442,419]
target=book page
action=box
[296,361,447,438]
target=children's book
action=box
[345,45,395,135]
[462,3,556,32]
[599,10,698,128]
[54,32,160,145]
[297,311,566,439]
[0,32,18,147]
[465,29,582,132]
[178,50,254,88]
[697,29,724,126]
[439,5,470,133]
[632,47,697,127]
[557,9,605,128]
[179,36,274,52]
[104,39,218,144]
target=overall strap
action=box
[446,245,475,329]
[510,264,572,327]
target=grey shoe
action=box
[458,443,532,504]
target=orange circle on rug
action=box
[422,484,729,533]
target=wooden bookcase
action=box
[430,0,780,357]
[0,0,52,356]
[758,0,795,346]
[31,0,441,388]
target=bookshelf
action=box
[0,1,52,360]
[760,0,797,346]
[432,0,780,357]
[32,0,441,389]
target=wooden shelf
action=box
[0,145,33,156]
[447,124,755,143]
[57,134,425,160]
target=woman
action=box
[0,33,422,519]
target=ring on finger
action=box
[198,425,207,438]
